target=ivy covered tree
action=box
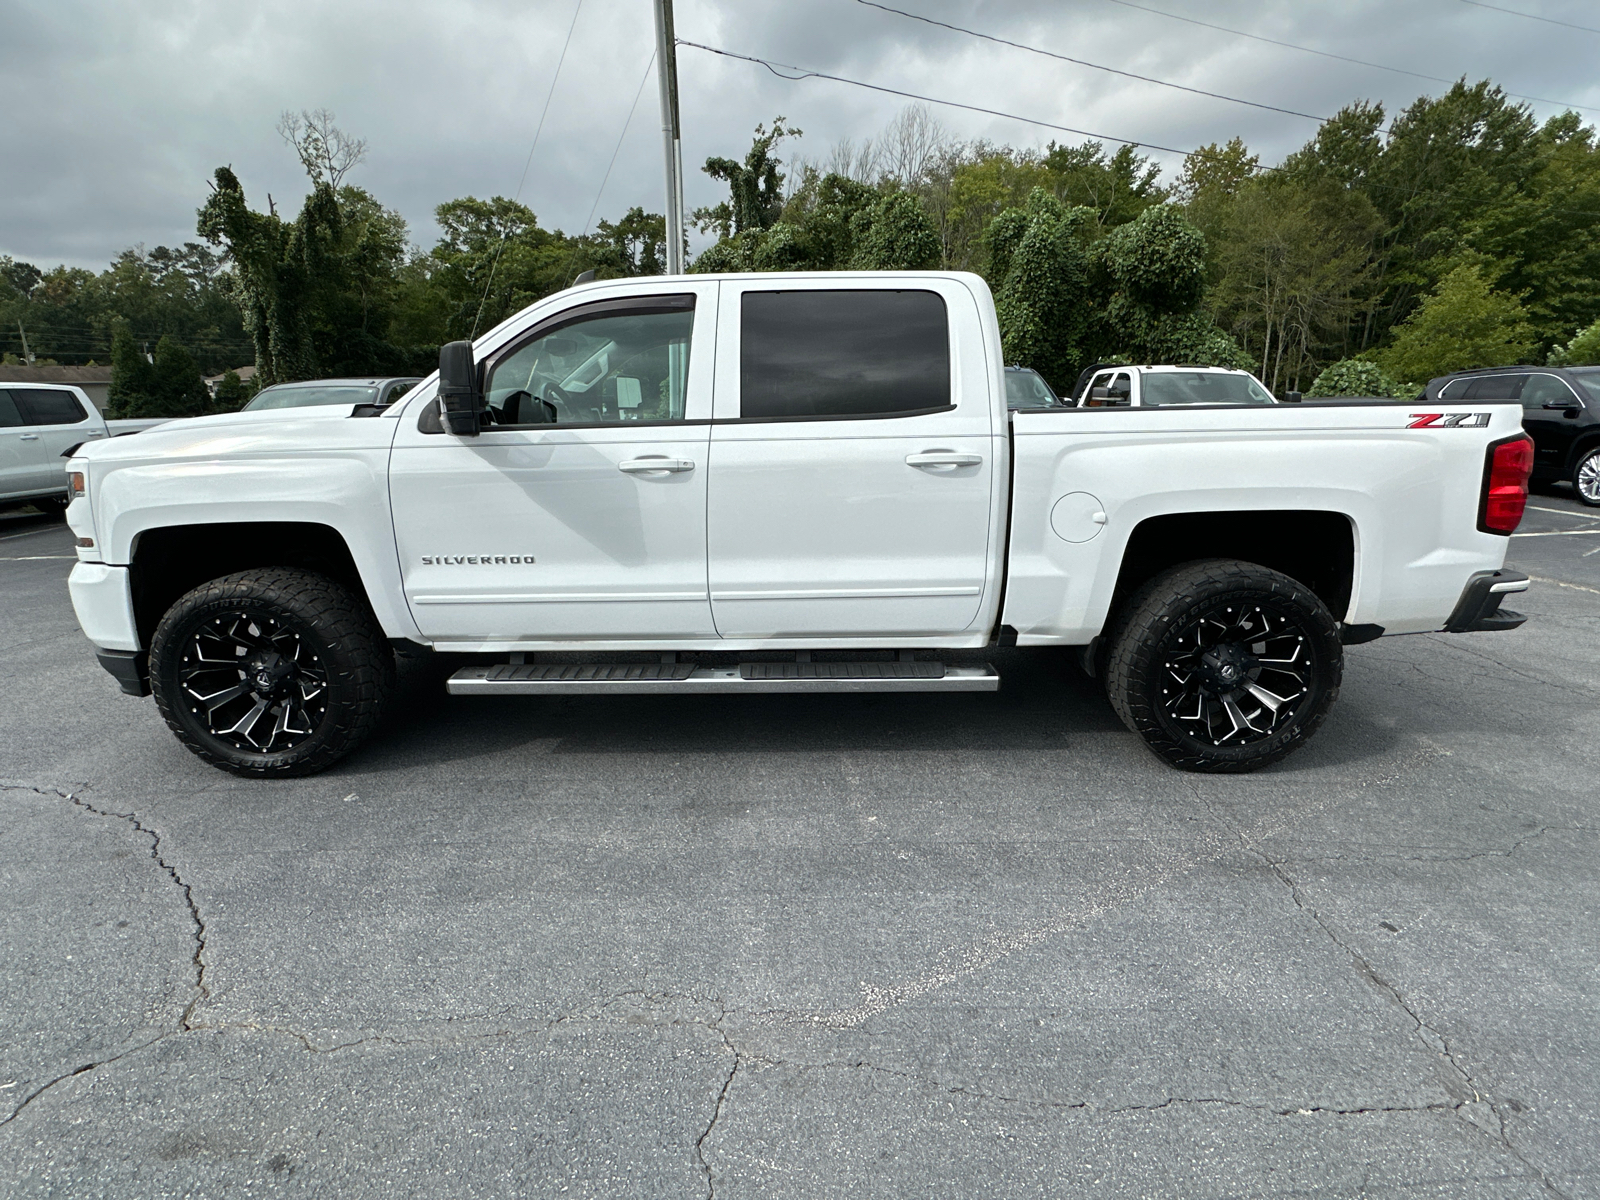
[985,189,1091,391]
[1090,203,1248,369]
[692,118,800,240]
[1306,359,1409,398]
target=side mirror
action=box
[1284,391,1303,403]
[1088,386,1111,406]
[438,340,481,436]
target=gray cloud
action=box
[4,0,1598,270]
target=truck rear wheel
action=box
[149,568,392,777]
[1104,560,1342,773]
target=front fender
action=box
[96,450,420,641]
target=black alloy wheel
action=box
[178,611,330,754]
[1105,559,1342,773]
[150,568,392,777]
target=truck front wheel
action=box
[149,568,393,777]
[1104,560,1342,773]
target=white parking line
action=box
[0,555,74,561]
[1526,505,1598,517]
[1510,528,1600,537]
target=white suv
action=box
[1074,364,1277,408]
[0,384,108,507]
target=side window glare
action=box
[740,290,949,420]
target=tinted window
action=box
[485,303,694,426]
[0,390,23,428]
[1520,374,1579,411]
[1139,372,1275,406]
[740,290,949,419]
[245,384,380,410]
[16,388,88,425]
[1462,374,1524,400]
[382,380,416,405]
[1568,368,1600,404]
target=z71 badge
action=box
[1407,412,1492,428]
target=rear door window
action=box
[739,290,950,420]
[1462,375,1525,401]
[0,390,23,427]
[15,388,88,425]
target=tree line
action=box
[4,81,1599,415]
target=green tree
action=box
[1306,359,1408,398]
[1089,203,1246,369]
[1205,178,1381,391]
[211,367,253,409]
[848,192,941,270]
[693,118,801,239]
[106,320,156,416]
[1380,264,1535,382]
[985,189,1091,391]
[1547,317,1600,366]
[149,335,208,416]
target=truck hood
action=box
[75,405,397,464]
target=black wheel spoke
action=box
[1159,599,1313,747]
[179,608,329,755]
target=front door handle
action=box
[906,451,982,469]
[619,456,695,474]
[19,433,40,441]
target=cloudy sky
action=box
[4,0,1599,271]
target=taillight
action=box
[1479,435,1533,534]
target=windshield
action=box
[1004,369,1060,408]
[1567,368,1600,404]
[1139,372,1275,407]
[244,384,380,411]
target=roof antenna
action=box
[572,269,596,286]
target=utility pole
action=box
[653,0,686,275]
[17,320,32,365]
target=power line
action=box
[680,38,1600,220]
[1102,0,1600,114]
[1456,0,1600,35]
[676,39,1197,157]
[580,52,657,239]
[854,0,1329,123]
[470,0,584,338]
[556,49,657,286]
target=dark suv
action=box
[1424,366,1600,506]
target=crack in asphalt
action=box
[0,782,214,1127]
[1190,784,1571,1199]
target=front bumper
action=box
[96,649,151,697]
[1444,569,1529,633]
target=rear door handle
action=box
[20,434,40,441]
[906,451,982,469]
[619,457,695,474]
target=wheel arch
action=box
[1106,510,1357,631]
[129,522,392,647]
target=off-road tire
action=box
[150,568,393,777]
[1103,559,1342,773]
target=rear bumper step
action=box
[447,661,999,695]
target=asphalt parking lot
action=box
[2,490,1597,1199]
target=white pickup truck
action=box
[62,271,1534,778]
